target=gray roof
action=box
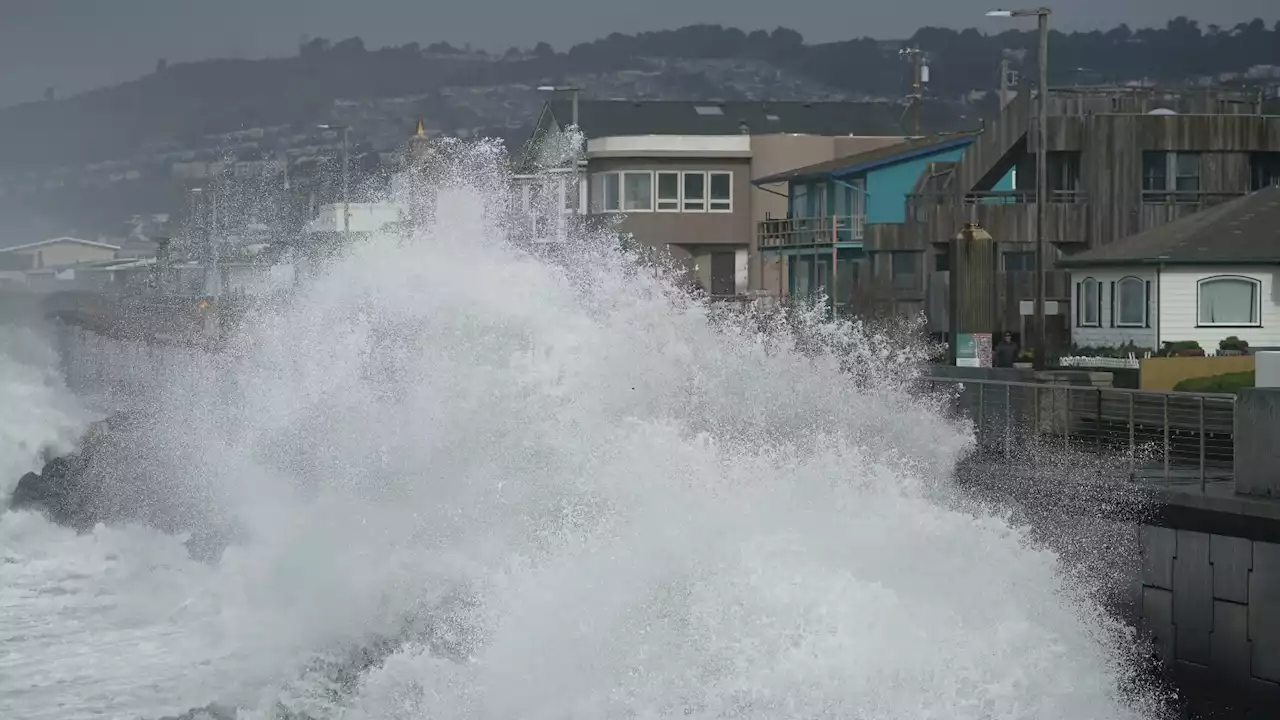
[544,100,909,138]
[1059,186,1280,268]
[752,132,979,185]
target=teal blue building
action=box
[754,133,1015,308]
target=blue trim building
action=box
[755,133,1020,306]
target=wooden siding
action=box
[1068,268,1160,350]
[906,200,1088,257]
[946,89,1031,195]
[926,270,1070,336]
[881,88,1280,341]
[1043,114,1280,153]
[1158,266,1280,350]
[1043,87,1264,117]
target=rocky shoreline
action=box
[8,412,238,562]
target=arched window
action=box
[1116,276,1147,327]
[1077,277,1100,327]
[1198,276,1261,326]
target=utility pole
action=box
[988,7,1051,369]
[899,47,926,136]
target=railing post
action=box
[1163,394,1171,484]
[1128,393,1135,471]
[1199,395,1206,492]
[1094,387,1103,456]
[978,382,986,451]
[1004,383,1012,456]
[1062,386,1070,449]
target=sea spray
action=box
[1,137,1168,719]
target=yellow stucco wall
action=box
[1138,355,1256,391]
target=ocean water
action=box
[0,139,1167,719]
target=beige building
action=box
[0,237,121,271]
[516,100,909,296]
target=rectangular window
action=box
[622,172,652,212]
[790,185,807,218]
[1047,151,1081,195]
[1003,251,1035,272]
[934,249,950,272]
[602,173,620,212]
[1142,152,1201,201]
[1142,152,1168,193]
[1174,153,1201,193]
[561,174,579,212]
[682,172,706,211]
[656,171,680,211]
[708,172,732,212]
[890,251,918,291]
[1251,152,1280,191]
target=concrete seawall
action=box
[940,365,1280,714]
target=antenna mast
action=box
[900,46,928,136]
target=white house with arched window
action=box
[1059,186,1280,352]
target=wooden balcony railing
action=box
[1139,191,1248,232]
[757,215,866,249]
[908,189,1087,205]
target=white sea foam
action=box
[0,139,1163,720]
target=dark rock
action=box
[8,411,241,563]
[10,453,94,528]
[156,703,238,720]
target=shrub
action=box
[1159,340,1204,357]
[1218,335,1250,354]
[1173,370,1255,394]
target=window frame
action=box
[682,171,707,212]
[1141,151,1202,201]
[601,172,621,212]
[1196,275,1262,328]
[655,171,681,212]
[889,250,919,291]
[621,171,654,212]
[1114,275,1147,328]
[707,171,733,212]
[1077,277,1101,327]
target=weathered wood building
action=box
[905,86,1280,348]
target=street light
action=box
[536,85,581,130]
[988,6,1051,369]
[317,123,351,243]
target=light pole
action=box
[988,7,1050,369]
[317,123,351,244]
[537,85,581,130]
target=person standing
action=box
[993,332,1019,368]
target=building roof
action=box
[542,100,911,139]
[0,237,121,253]
[1059,186,1280,268]
[752,132,980,185]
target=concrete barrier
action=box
[1257,352,1280,388]
[1236,388,1280,498]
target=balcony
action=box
[1139,191,1247,233]
[907,190,1089,247]
[757,215,866,250]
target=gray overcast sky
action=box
[1,0,1275,106]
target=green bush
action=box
[1173,370,1255,394]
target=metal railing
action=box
[757,214,866,249]
[923,376,1236,491]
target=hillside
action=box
[0,18,1277,243]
